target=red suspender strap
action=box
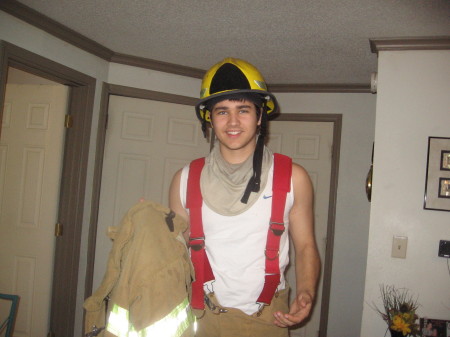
[186,158,214,310]
[187,154,292,309]
[257,153,292,305]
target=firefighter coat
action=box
[84,200,195,337]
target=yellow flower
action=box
[391,315,411,335]
[402,312,411,321]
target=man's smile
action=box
[226,130,242,136]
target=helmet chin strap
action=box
[200,104,209,138]
[241,102,268,204]
[201,118,208,138]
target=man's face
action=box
[209,99,261,156]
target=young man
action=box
[169,58,320,337]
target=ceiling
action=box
[5,0,450,86]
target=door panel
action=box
[268,120,333,337]
[93,95,211,289]
[0,83,68,337]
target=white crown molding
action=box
[370,36,450,54]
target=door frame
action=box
[0,41,96,337]
[85,86,341,337]
[273,113,341,337]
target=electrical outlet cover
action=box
[438,240,450,258]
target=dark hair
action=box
[205,92,264,117]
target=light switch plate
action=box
[392,236,408,259]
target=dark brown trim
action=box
[0,0,204,79]
[269,84,371,93]
[107,83,198,106]
[370,36,450,54]
[2,0,372,91]
[2,41,93,86]
[0,0,114,60]
[0,44,8,116]
[84,82,110,301]
[0,40,96,337]
[273,113,341,337]
[111,53,204,79]
[84,83,199,299]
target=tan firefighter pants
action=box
[194,288,290,337]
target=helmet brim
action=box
[195,89,279,122]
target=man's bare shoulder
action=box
[290,162,314,202]
[291,162,310,182]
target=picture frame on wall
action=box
[419,317,450,337]
[438,178,450,199]
[424,136,450,211]
[441,150,450,171]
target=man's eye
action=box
[239,110,249,114]
[216,111,227,115]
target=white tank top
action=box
[180,161,294,315]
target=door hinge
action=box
[65,114,73,128]
[55,223,63,237]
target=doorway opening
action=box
[85,83,341,337]
[272,113,341,337]
[0,41,96,337]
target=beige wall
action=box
[361,50,450,336]
[108,63,200,97]
[278,92,376,336]
[1,9,380,337]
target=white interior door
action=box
[93,95,211,289]
[267,120,333,337]
[93,101,332,336]
[0,81,68,337]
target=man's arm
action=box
[274,163,321,327]
[169,168,190,241]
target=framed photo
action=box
[439,178,450,198]
[441,150,450,171]
[424,137,450,211]
[419,317,450,337]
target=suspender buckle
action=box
[265,248,279,260]
[189,237,205,251]
[205,293,228,314]
[255,302,267,317]
[269,221,285,236]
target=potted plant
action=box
[373,284,420,337]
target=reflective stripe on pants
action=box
[106,297,195,337]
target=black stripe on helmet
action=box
[210,63,250,94]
